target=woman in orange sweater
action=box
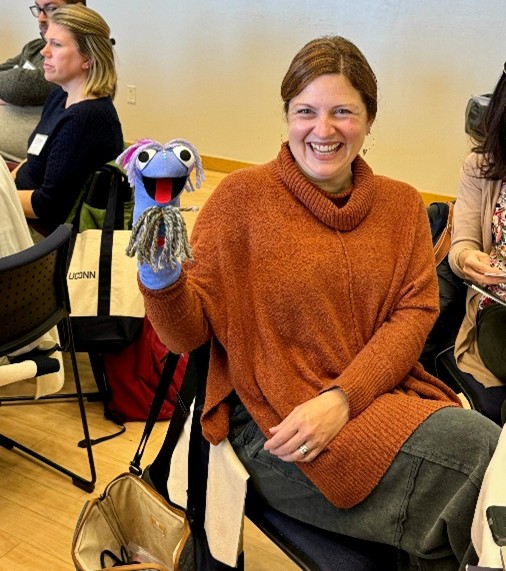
[135,37,500,570]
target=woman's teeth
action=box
[310,143,341,154]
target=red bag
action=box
[102,317,187,422]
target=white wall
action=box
[1,1,504,196]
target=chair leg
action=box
[65,340,97,492]
[87,351,111,404]
[0,339,97,493]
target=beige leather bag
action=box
[433,201,454,267]
[72,472,190,571]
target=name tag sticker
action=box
[28,134,48,156]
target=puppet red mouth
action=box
[155,178,172,203]
[143,176,187,204]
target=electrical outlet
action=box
[127,84,136,104]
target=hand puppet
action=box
[117,138,204,289]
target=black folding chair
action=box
[436,346,506,426]
[0,224,96,491]
[245,488,398,570]
[145,341,399,570]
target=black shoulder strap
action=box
[145,342,210,503]
[129,351,182,476]
[133,341,242,569]
[129,343,210,499]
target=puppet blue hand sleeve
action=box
[138,258,181,290]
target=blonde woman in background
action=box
[13,4,123,236]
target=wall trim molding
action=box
[201,155,255,173]
[124,147,454,204]
[420,191,454,205]
[200,154,454,204]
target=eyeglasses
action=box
[29,5,58,17]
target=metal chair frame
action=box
[0,224,96,492]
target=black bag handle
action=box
[129,350,182,475]
[97,168,122,316]
[129,343,210,502]
[131,341,243,570]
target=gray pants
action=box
[229,405,500,570]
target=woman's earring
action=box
[362,132,375,157]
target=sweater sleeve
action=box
[324,196,440,418]
[448,153,486,278]
[0,67,53,106]
[0,53,22,71]
[140,181,232,353]
[140,272,213,353]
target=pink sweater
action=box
[142,143,460,508]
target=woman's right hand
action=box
[263,389,349,463]
[460,250,506,284]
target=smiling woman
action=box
[13,4,123,236]
[134,34,501,570]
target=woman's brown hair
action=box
[281,36,377,121]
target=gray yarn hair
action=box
[126,205,196,269]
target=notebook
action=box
[464,282,506,309]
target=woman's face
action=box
[287,73,373,194]
[41,22,89,91]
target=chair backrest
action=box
[0,224,72,356]
[435,346,506,426]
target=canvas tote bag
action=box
[67,165,144,352]
[72,354,194,571]
[72,472,189,571]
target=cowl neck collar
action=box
[275,142,375,231]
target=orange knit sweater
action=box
[142,143,461,508]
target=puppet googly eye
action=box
[136,148,157,171]
[172,145,195,169]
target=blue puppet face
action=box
[135,143,196,205]
[117,138,204,225]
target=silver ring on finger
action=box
[298,443,310,458]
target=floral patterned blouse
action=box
[479,179,506,309]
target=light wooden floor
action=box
[0,170,298,570]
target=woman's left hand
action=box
[264,389,349,463]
